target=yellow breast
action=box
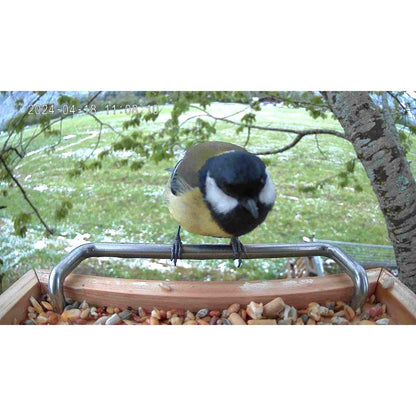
[165,186,232,238]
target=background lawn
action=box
[1,102,414,291]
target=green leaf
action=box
[346,159,355,173]
[55,198,73,221]
[6,114,25,134]
[354,183,363,192]
[112,136,138,151]
[408,124,416,135]
[87,160,102,171]
[298,183,317,193]
[57,94,80,108]
[113,159,129,168]
[14,98,24,111]
[399,130,411,154]
[311,96,323,105]
[68,161,85,178]
[98,149,111,160]
[143,110,160,122]
[241,113,256,125]
[123,113,142,130]
[338,177,349,188]
[130,160,145,171]
[68,168,81,178]
[13,212,32,237]
[250,100,262,111]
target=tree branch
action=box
[80,108,123,139]
[257,95,329,109]
[253,129,346,156]
[1,146,24,159]
[243,125,251,148]
[4,92,45,148]
[22,91,103,154]
[84,122,103,161]
[253,131,308,155]
[188,104,345,139]
[387,92,408,114]
[0,155,54,235]
[314,134,327,158]
[179,104,251,129]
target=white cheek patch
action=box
[205,173,238,215]
[259,169,276,206]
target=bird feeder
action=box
[1,241,415,325]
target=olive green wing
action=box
[172,141,245,193]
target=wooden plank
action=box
[35,268,381,311]
[0,270,42,325]
[375,270,416,325]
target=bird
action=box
[165,141,276,267]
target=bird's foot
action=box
[170,226,182,266]
[230,236,247,268]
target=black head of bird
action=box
[166,141,276,266]
[198,150,275,237]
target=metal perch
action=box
[48,242,369,313]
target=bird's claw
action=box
[171,228,182,266]
[230,236,247,268]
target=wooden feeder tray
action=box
[1,267,415,325]
[1,242,415,324]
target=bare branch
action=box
[314,134,327,158]
[243,126,251,148]
[84,91,103,107]
[22,91,103,154]
[179,105,251,129]
[81,109,123,139]
[1,146,24,159]
[84,122,103,161]
[257,95,329,109]
[0,155,54,235]
[179,113,204,128]
[188,104,345,139]
[4,92,45,148]
[315,157,358,187]
[254,132,306,155]
[220,105,252,120]
[253,129,345,156]
[387,92,408,114]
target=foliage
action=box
[55,198,73,221]
[68,160,102,178]
[13,211,32,237]
[298,158,364,193]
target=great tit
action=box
[166,141,276,266]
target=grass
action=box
[1,102,415,291]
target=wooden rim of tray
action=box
[1,268,415,324]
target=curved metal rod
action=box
[48,242,369,313]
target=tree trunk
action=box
[322,92,416,292]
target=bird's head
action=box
[199,151,276,219]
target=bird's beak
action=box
[240,198,259,218]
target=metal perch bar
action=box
[48,242,369,313]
